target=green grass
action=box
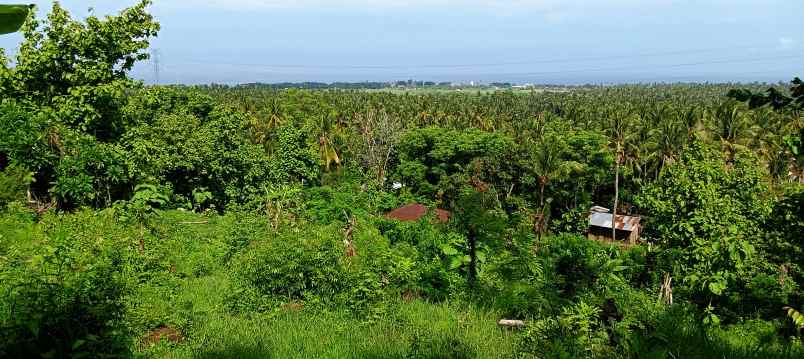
[6,208,797,358]
[131,211,517,358]
[141,300,517,358]
[134,274,518,358]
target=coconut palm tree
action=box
[606,107,638,241]
[648,114,687,178]
[711,100,750,162]
[531,136,580,208]
[528,133,582,238]
[315,113,342,171]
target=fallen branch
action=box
[178,221,209,225]
[497,319,526,328]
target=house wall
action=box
[627,229,639,244]
[587,226,640,246]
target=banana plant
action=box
[0,4,32,35]
[784,306,804,330]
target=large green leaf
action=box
[0,4,31,35]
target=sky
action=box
[0,0,802,85]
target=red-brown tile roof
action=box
[386,203,450,223]
[386,203,428,221]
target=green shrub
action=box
[636,142,786,320]
[123,107,275,209]
[0,210,136,357]
[393,127,513,202]
[375,217,464,300]
[538,234,621,299]
[0,164,34,206]
[550,203,592,235]
[218,210,273,262]
[229,224,346,311]
[475,225,552,318]
[762,185,804,292]
[0,101,55,177]
[270,124,320,184]
[518,300,612,358]
[227,220,406,315]
[303,183,373,224]
[630,305,804,359]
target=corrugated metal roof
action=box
[589,212,641,232]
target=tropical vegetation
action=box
[0,2,802,358]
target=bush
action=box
[629,305,804,359]
[0,210,136,357]
[518,300,612,358]
[123,106,275,209]
[227,219,410,316]
[302,183,374,224]
[538,234,622,299]
[228,224,348,313]
[375,217,465,300]
[0,101,55,175]
[393,127,513,202]
[0,164,34,206]
[52,137,131,208]
[517,286,804,359]
[636,142,786,320]
[270,124,319,184]
[762,185,804,291]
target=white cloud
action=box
[159,0,663,11]
[777,37,794,51]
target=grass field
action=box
[131,211,518,358]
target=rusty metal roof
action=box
[589,212,640,232]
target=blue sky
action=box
[1,0,801,84]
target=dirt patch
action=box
[434,208,451,223]
[141,326,183,347]
[402,290,420,302]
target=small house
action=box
[587,206,641,246]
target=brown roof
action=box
[386,203,450,223]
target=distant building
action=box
[587,206,642,246]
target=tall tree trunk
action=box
[537,178,546,242]
[612,158,620,241]
[539,178,546,208]
[467,226,477,289]
[139,224,145,254]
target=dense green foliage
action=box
[0,2,802,358]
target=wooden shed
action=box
[587,206,642,246]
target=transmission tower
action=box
[152,49,160,85]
